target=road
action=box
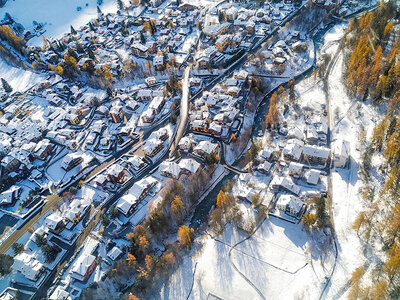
[0,194,61,254]
[169,65,190,157]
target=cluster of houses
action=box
[194,1,298,70]
[189,70,248,140]
[28,0,203,80]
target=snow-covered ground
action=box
[0,58,46,92]
[1,0,133,46]
[323,25,382,299]
[161,214,332,300]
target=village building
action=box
[70,254,96,283]
[194,141,219,157]
[61,153,83,171]
[159,161,181,179]
[116,176,158,216]
[106,164,126,183]
[275,194,304,217]
[45,214,65,234]
[0,185,21,207]
[283,139,304,161]
[305,169,321,185]
[13,253,44,281]
[178,158,201,175]
[333,139,350,168]
[302,145,330,165]
[271,176,301,196]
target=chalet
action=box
[194,141,218,157]
[110,105,124,123]
[32,139,53,160]
[197,56,210,69]
[116,176,157,216]
[204,23,229,38]
[333,139,350,168]
[287,127,304,141]
[302,145,330,165]
[208,122,222,135]
[141,109,156,123]
[283,139,304,161]
[178,158,201,174]
[126,100,139,111]
[225,6,239,21]
[106,164,126,183]
[178,136,194,152]
[13,253,44,281]
[136,89,163,101]
[153,55,165,71]
[305,169,321,185]
[149,96,165,114]
[288,162,303,177]
[159,161,181,179]
[0,186,21,207]
[257,161,272,174]
[256,149,273,163]
[1,155,21,173]
[45,214,65,234]
[275,194,303,218]
[64,198,91,225]
[306,126,318,143]
[70,254,96,283]
[131,43,149,58]
[127,155,145,171]
[93,174,108,187]
[61,152,83,171]
[234,70,249,81]
[271,176,301,196]
[145,77,157,86]
[227,86,241,97]
[216,35,231,52]
[143,138,164,157]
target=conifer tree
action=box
[1,78,12,93]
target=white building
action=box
[179,159,201,174]
[13,253,44,281]
[333,139,350,168]
[159,161,181,179]
[275,194,303,217]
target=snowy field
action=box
[0,58,46,92]
[161,216,332,300]
[1,0,130,46]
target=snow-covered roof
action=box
[303,145,330,160]
[194,140,218,155]
[116,194,138,215]
[179,158,200,174]
[107,246,123,261]
[13,253,43,281]
[159,161,181,178]
[71,254,96,281]
[45,214,64,231]
[305,169,321,185]
[271,176,301,196]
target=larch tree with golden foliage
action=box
[265,92,279,129]
[384,242,400,284]
[178,225,194,247]
[128,294,140,300]
[139,235,149,251]
[348,266,365,300]
[216,190,230,208]
[126,253,137,266]
[171,196,185,221]
[369,280,388,300]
